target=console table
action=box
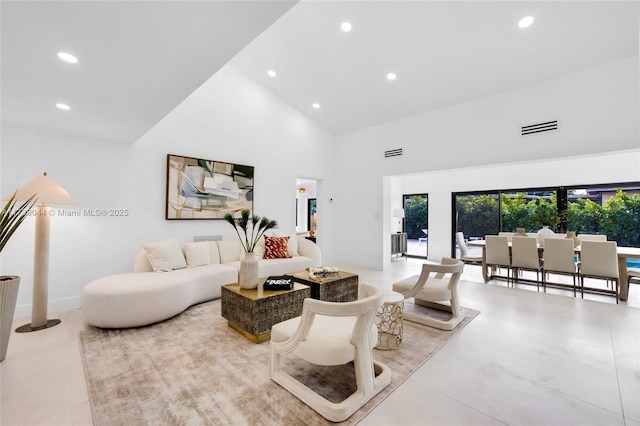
[391,233,408,260]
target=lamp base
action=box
[15,319,61,333]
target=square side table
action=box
[285,270,358,302]
[221,280,310,343]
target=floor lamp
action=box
[10,173,76,332]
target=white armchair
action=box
[269,283,391,422]
[392,258,465,330]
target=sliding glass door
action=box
[452,182,640,257]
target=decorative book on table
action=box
[264,276,294,290]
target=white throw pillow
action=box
[217,239,243,263]
[183,241,210,267]
[253,236,266,259]
[208,241,221,264]
[142,238,187,272]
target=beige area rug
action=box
[80,300,479,426]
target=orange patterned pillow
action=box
[263,235,291,259]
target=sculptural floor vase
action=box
[239,252,259,289]
[1,276,20,362]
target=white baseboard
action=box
[13,296,82,321]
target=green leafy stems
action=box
[0,192,37,253]
[223,209,277,253]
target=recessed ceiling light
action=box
[341,22,352,32]
[56,103,71,110]
[312,103,320,109]
[57,52,78,63]
[386,73,397,81]
[518,16,534,28]
[267,70,277,77]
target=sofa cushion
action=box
[253,235,266,259]
[142,238,187,272]
[82,263,238,328]
[183,241,210,267]
[260,256,313,277]
[264,235,291,259]
[217,239,243,263]
[208,241,221,264]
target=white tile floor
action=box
[1,260,638,425]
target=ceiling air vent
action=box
[521,120,558,136]
[384,148,403,158]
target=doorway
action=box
[403,193,428,258]
[296,178,317,238]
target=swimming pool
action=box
[628,259,640,269]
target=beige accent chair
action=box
[579,240,619,303]
[269,283,391,422]
[392,258,465,331]
[455,232,482,263]
[485,235,512,285]
[511,236,543,290]
[542,238,578,296]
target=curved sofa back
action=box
[134,236,322,273]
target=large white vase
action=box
[1,276,20,362]
[239,252,259,289]
[536,226,555,246]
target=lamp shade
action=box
[393,208,405,218]
[4,173,76,205]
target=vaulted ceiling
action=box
[231,1,639,135]
[1,1,638,144]
[0,1,297,144]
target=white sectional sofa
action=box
[82,236,321,328]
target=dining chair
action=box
[578,234,607,243]
[511,236,543,290]
[455,232,482,264]
[628,268,640,285]
[576,234,609,286]
[579,240,619,303]
[485,235,511,285]
[542,237,578,295]
[270,283,391,422]
[498,232,514,243]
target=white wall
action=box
[330,57,640,270]
[394,150,640,263]
[0,65,335,318]
[2,56,638,319]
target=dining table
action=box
[468,239,640,301]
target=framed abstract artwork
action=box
[166,154,254,220]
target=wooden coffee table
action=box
[221,279,310,343]
[285,270,358,302]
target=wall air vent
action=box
[384,148,403,158]
[521,120,558,136]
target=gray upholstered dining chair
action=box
[579,240,619,303]
[542,237,578,296]
[269,283,391,422]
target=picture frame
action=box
[166,154,254,220]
